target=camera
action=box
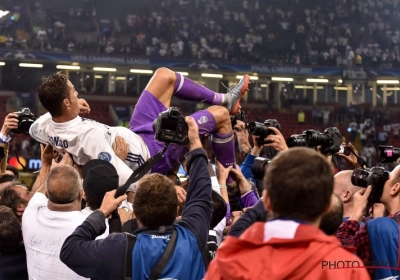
[230,109,246,128]
[248,119,281,145]
[286,130,317,148]
[153,107,189,145]
[379,145,400,163]
[351,166,389,207]
[11,108,36,135]
[251,157,272,181]
[305,127,343,155]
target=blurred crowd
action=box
[1,0,400,67]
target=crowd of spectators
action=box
[2,0,400,67]
[0,69,400,279]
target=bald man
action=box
[22,165,89,280]
[333,170,364,221]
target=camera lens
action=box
[251,157,271,181]
[286,136,306,147]
[351,169,370,188]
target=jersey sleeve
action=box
[78,127,133,187]
[29,112,52,144]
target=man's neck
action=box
[52,114,77,123]
[386,203,400,216]
[342,204,354,219]
[47,201,80,212]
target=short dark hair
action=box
[38,72,69,117]
[0,174,16,185]
[0,181,23,215]
[264,147,333,222]
[210,190,227,229]
[46,165,81,204]
[134,173,177,229]
[6,165,19,179]
[320,194,343,235]
[0,206,22,254]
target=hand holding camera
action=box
[263,127,289,152]
[11,108,36,135]
[185,116,202,151]
[1,113,19,137]
[248,119,281,146]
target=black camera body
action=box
[351,166,389,207]
[379,145,400,163]
[230,109,246,128]
[12,108,36,135]
[305,127,342,155]
[251,157,272,181]
[153,107,189,145]
[248,119,281,145]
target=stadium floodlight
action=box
[93,67,117,72]
[338,79,343,83]
[0,11,9,19]
[334,86,348,91]
[19,63,43,68]
[201,73,223,78]
[377,80,399,84]
[115,76,126,81]
[295,85,323,89]
[306,78,329,83]
[129,69,153,74]
[381,87,400,91]
[177,72,189,76]
[260,84,268,88]
[0,62,5,66]
[271,77,293,82]
[56,65,80,70]
[236,75,258,81]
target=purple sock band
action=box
[190,110,216,135]
[211,131,235,168]
[174,72,183,93]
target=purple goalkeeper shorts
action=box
[130,90,216,174]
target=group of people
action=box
[2,0,400,67]
[0,68,399,279]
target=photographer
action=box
[60,116,212,280]
[337,165,400,279]
[0,113,19,174]
[234,120,287,182]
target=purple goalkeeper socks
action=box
[173,72,224,105]
[210,131,236,184]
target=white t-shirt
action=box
[22,193,89,280]
[29,113,150,187]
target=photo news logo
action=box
[322,260,400,270]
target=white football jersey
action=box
[29,113,150,186]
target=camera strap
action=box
[115,144,169,198]
[109,144,169,234]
